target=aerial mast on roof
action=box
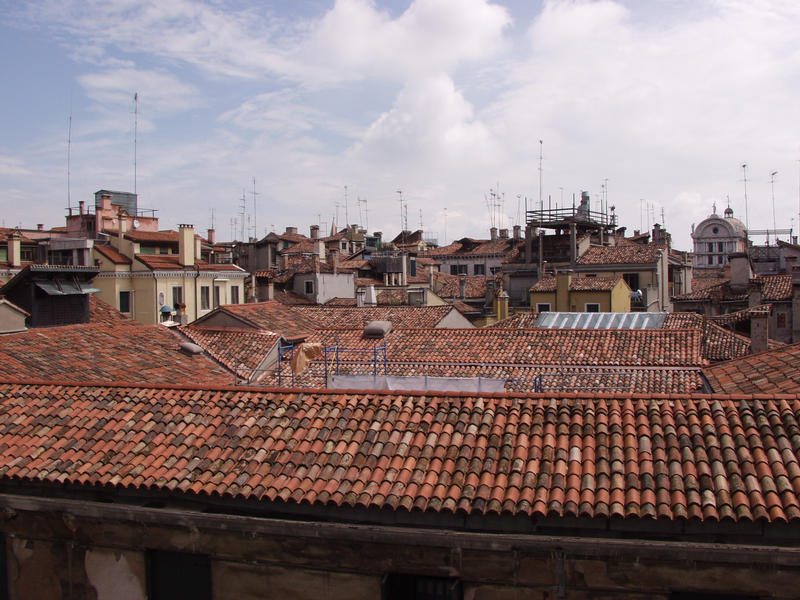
[741,163,750,235]
[133,92,138,195]
[239,189,247,241]
[252,177,259,239]
[538,140,543,212]
[67,101,72,212]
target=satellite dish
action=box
[133,219,140,228]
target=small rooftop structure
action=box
[535,311,668,330]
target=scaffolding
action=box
[275,341,296,387]
[323,343,387,387]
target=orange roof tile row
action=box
[673,274,792,303]
[488,312,540,328]
[295,305,456,329]
[1,382,799,522]
[0,323,234,385]
[294,328,705,367]
[431,271,491,299]
[704,342,800,394]
[577,244,666,265]
[181,326,281,379]
[530,276,623,293]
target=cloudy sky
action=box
[1,0,799,249]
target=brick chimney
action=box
[315,239,326,261]
[750,308,769,354]
[178,224,196,267]
[499,228,509,239]
[490,227,498,241]
[459,276,466,300]
[207,228,215,245]
[513,225,521,240]
[8,231,21,268]
[118,210,127,241]
[729,252,751,292]
[310,225,319,239]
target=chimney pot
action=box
[490,227,498,241]
[79,200,85,215]
[207,228,215,245]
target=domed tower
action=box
[691,205,748,269]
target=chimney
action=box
[490,227,498,241]
[310,225,320,239]
[331,249,339,274]
[792,267,800,343]
[494,289,509,321]
[729,252,751,292]
[79,200,85,215]
[513,225,521,240]
[207,228,216,245]
[556,270,572,312]
[459,276,467,300]
[499,228,509,239]
[178,224,196,267]
[750,308,769,354]
[315,239,326,261]
[195,235,202,260]
[285,226,298,235]
[364,284,377,307]
[118,210,127,240]
[8,231,21,268]
[37,224,43,231]
[312,254,320,273]
[266,282,275,301]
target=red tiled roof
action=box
[447,300,480,315]
[489,312,540,328]
[3,382,798,522]
[530,276,623,293]
[708,304,774,326]
[295,305,457,329]
[431,271,489,299]
[181,326,281,379]
[94,244,132,265]
[704,342,800,394]
[134,255,244,272]
[204,302,318,338]
[674,274,792,303]
[759,274,792,301]
[577,244,666,265]
[0,323,234,385]
[272,290,316,305]
[89,295,131,326]
[423,237,514,257]
[0,228,36,243]
[324,297,357,306]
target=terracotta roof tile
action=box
[1,382,798,524]
[431,272,490,299]
[181,326,281,379]
[423,238,515,257]
[134,254,245,272]
[488,312,540,328]
[530,275,623,292]
[89,295,131,326]
[258,328,705,392]
[674,274,792,303]
[94,244,132,265]
[704,342,800,394]
[0,323,234,385]
[577,244,666,265]
[295,305,456,329]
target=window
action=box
[139,246,155,255]
[536,303,551,312]
[172,286,183,308]
[383,574,462,600]
[708,242,714,252]
[148,551,211,600]
[213,285,221,308]
[159,247,169,255]
[119,291,132,313]
[585,303,600,313]
[341,241,347,250]
[21,249,33,261]
[0,248,8,262]
[717,242,724,252]
[450,264,468,275]
[200,286,210,310]
[304,280,314,295]
[473,264,485,275]
[622,273,639,290]
[231,285,239,304]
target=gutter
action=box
[1,494,799,567]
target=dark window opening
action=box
[473,264,485,275]
[622,273,639,290]
[200,286,210,310]
[172,286,183,308]
[148,550,211,600]
[536,303,550,312]
[585,303,600,313]
[119,291,131,313]
[213,285,221,308]
[450,264,467,275]
[231,285,240,304]
[383,574,462,600]
[304,280,314,295]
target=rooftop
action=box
[0,381,796,523]
[703,342,800,394]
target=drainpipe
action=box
[193,264,200,322]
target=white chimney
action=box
[178,224,196,267]
[364,284,377,306]
[8,231,21,268]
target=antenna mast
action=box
[538,140,543,212]
[770,170,778,242]
[133,92,138,195]
[741,163,750,234]
[252,177,259,238]
[344,186,349,227]
[67,110,72,211]
[240,189,247,241]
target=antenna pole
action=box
[67,112,72,211]
[240,189,247,241]
[741,163,750,236]
[344,185,349,227]
[538,140,543,212]
[770,170,778,242]
[133,92,138,195]
[252,177,259,238]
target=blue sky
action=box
[1,0,799,250]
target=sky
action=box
[1,0,799,250]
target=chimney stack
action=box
[118,210,127,240]
[8,231,21,268]
[750,308,769,354]
[729,252,751,292]
[79,200,85,215]
[314,239,326,261]
[310,225,320,239]
[37,224,43,231]
[285,226,298,235]
[459,276,467,300]
[178,224,196,267]
[499,228,509,239]
[490,227,498,241]
[513,225,521,240]
[207,228,216,245]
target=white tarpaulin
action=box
[328,375,506,393]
